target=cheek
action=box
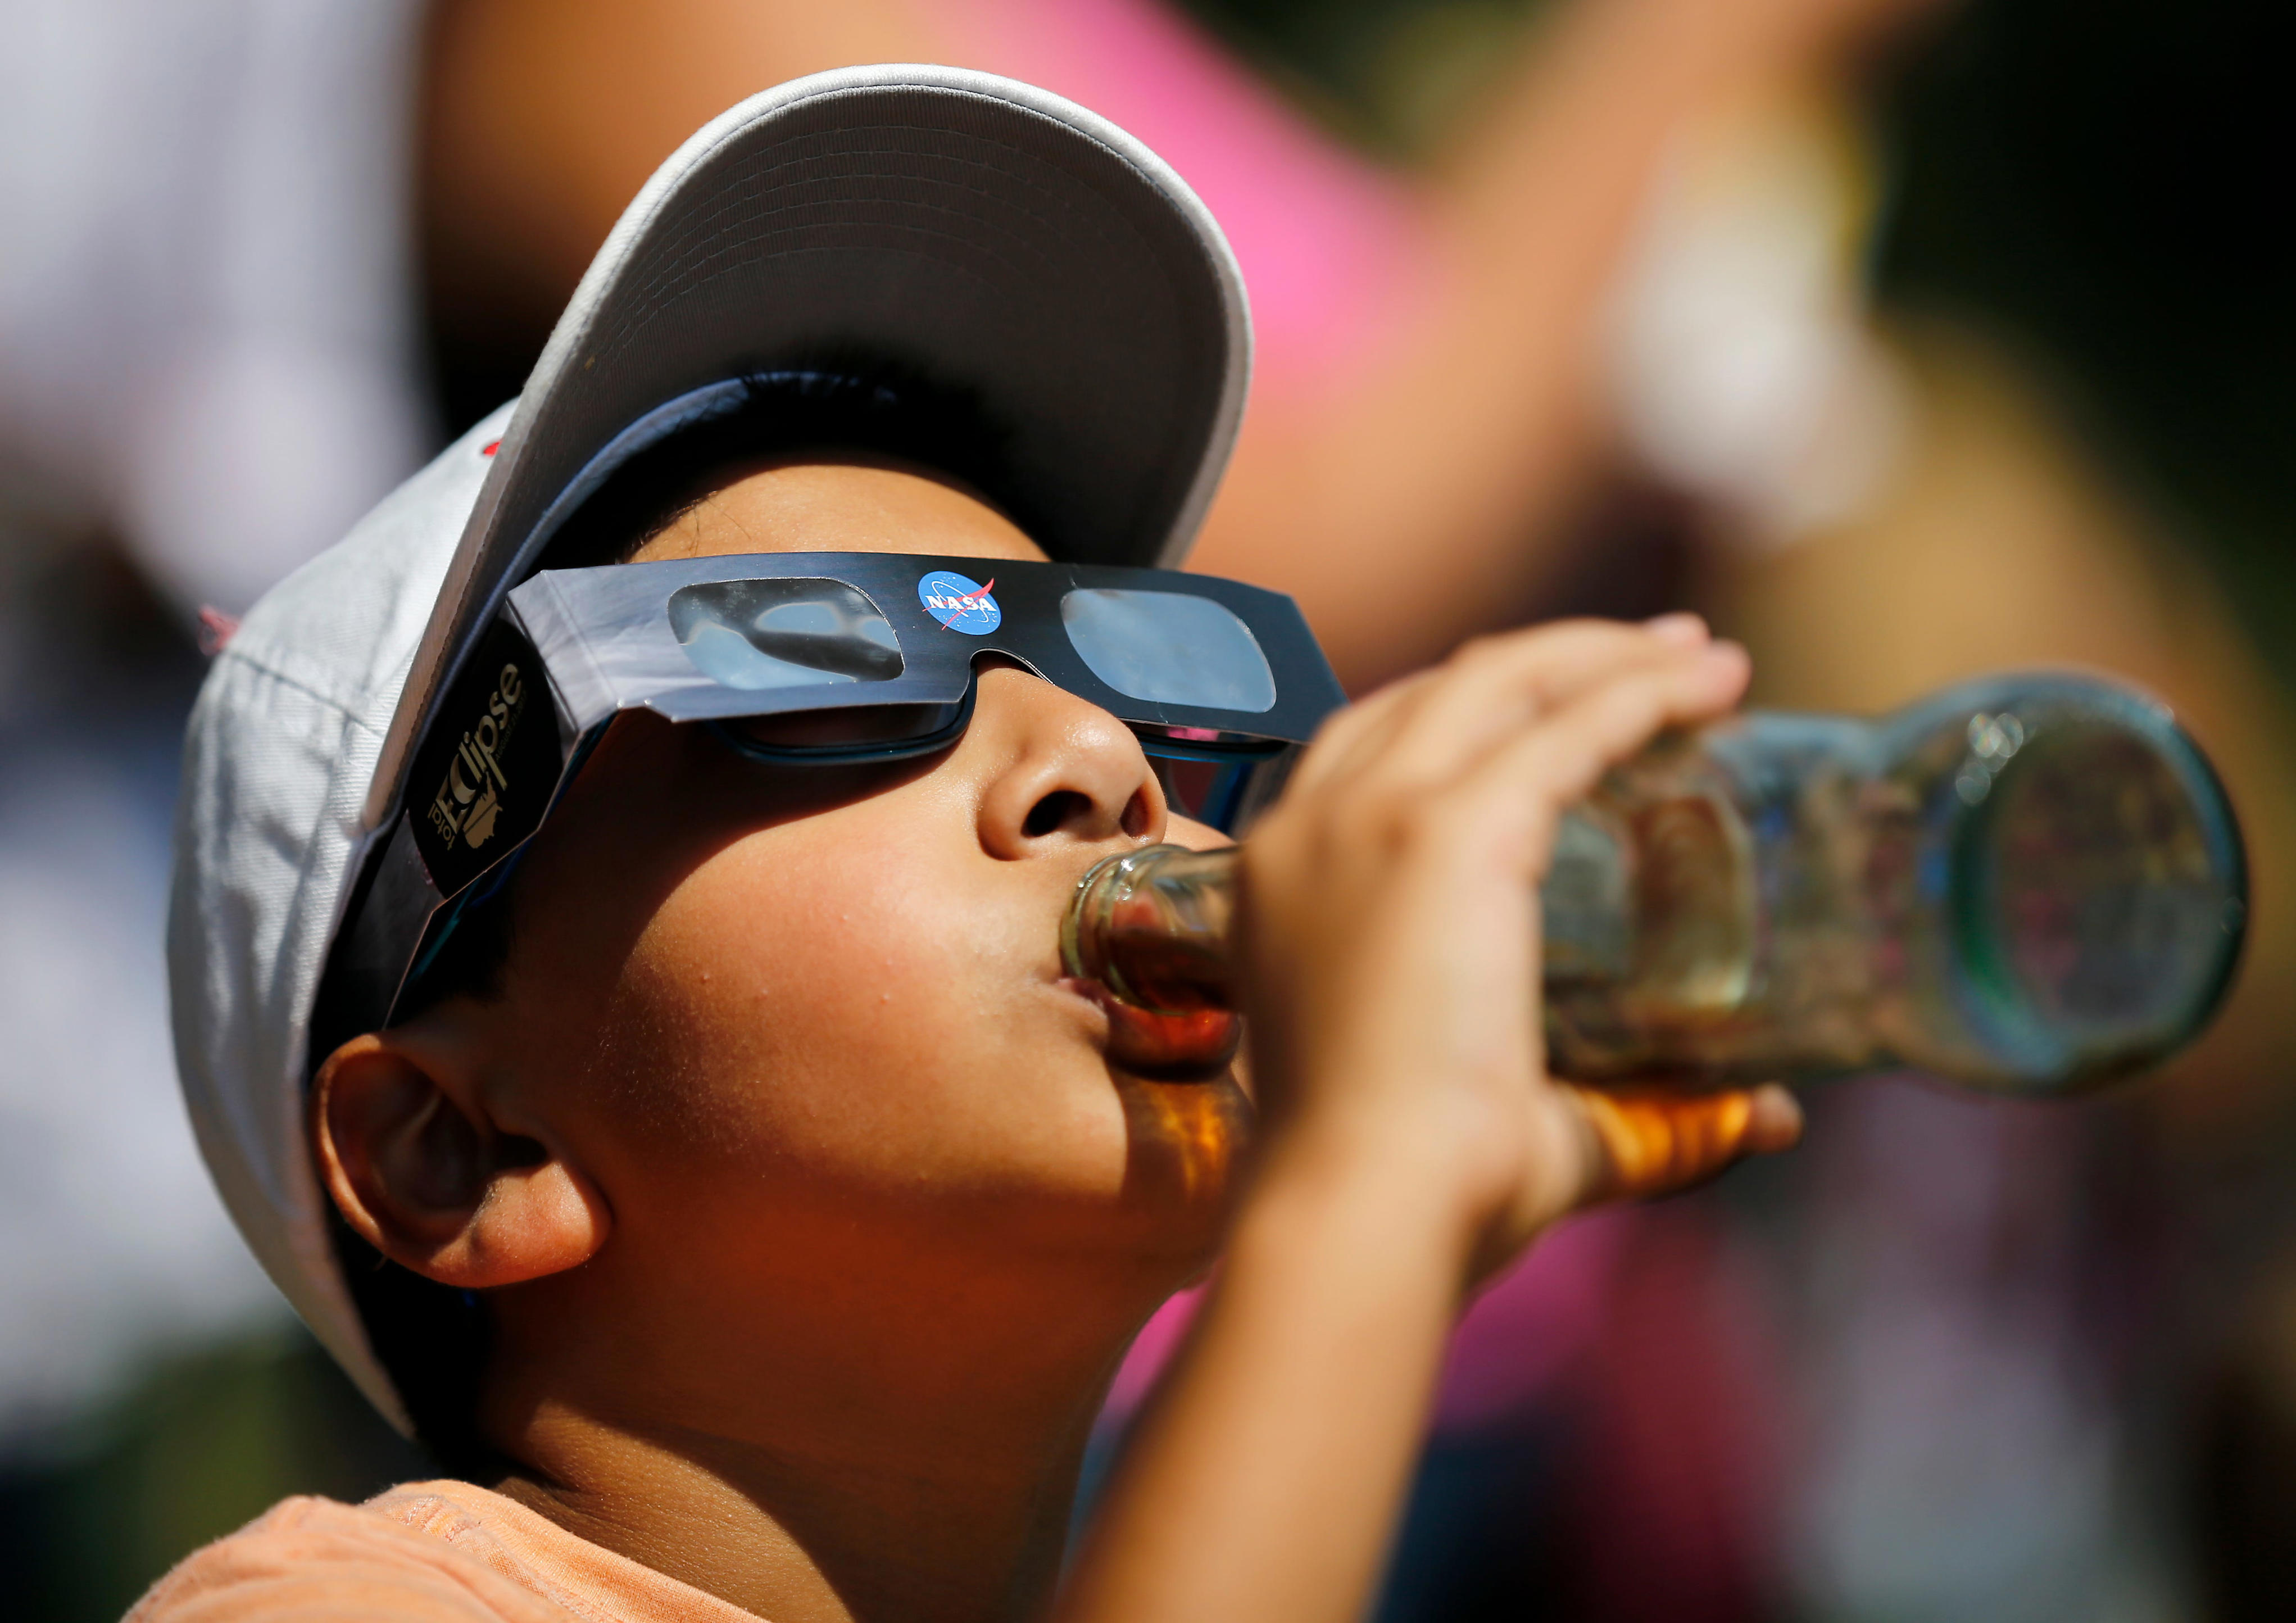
[595,804,1130,1204]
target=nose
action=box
[967,661,1166,860]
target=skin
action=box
[314,459,1799,1623]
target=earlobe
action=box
[313,1029,610,1290]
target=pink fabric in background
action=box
[936,0,1435,397]
[1108,1210,1631,1428]
[1433,1207,1630,1431]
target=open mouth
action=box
[1065,977,1242,1083]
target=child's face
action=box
[471,459,1249,1387]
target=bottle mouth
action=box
[1948,689,2247,1092]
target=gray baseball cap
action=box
[167,64,1251,1430]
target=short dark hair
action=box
[332,361,1016,1474]
[541,363,1025,572]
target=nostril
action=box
[493,1134,547,1171]
[1120,786,1155,839]
[1023,789,1093,838]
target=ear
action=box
[312,1021,610,1290]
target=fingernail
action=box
[1644,612,1708,645]
[1749,1085,1804,1150]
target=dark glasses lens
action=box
[718,701,966,754]
[670,577,904,690]
[1061,588,1277,713]
[1137,732,1292,832]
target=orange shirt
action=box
[128,1481,763,1623]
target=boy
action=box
[153,68,1795,1622]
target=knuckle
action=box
[1592,674,1669,735]
[1453,632,1517,667]
[1436,642,1499,686]
[1306,711,1364,758]
[1376,797,1437,853]
[1358,792,1447,855]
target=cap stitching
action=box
[203,645,387,733]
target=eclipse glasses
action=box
[327,554,1346,1033]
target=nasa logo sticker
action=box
[918,569,1001,634]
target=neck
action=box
[493,1415,1095,1623]
[481,1250,1158,1623]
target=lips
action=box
[1068,978,1242,1083]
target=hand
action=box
[1236,614,1801,1286]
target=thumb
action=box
[1568,1083,1804,1205]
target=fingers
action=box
[1367,620,1716,792]
[1238,613,1783,1269]
[1432,636,1750,873]
[1303,616,1712,794]
[1287,616,1722,803]
[1569,1083,1804,1204]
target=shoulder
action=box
[126,1490,571,1623]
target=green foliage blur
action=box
[1181,0,1555,155]
[1,1330,426,1621]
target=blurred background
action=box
[2,0,2290,1617]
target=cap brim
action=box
[367,65,1250,830]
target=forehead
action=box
[629,458,1051,567]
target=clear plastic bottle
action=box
[1063,673,2249,1095]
